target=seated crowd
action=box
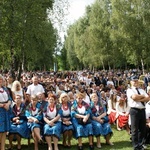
[0,69,150,150]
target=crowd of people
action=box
[0,69,150,150]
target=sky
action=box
[58,0,95,41]
[67,0,95,24]
[49,0,95,42]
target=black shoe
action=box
[38,139,44,145]
[134,147,144,150]
[63,145,68,148]
[78,146,83,150]
[89,145,94,150]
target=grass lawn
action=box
[5,125,149,150]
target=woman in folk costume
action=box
[71,92,94,150]
[0,74,12,150]
[59,92,74,148]
[8,94,30,150]
[26,95,44,150]
[116,93,130,132]
[90,93,113,148]
[43,93,62,150]
[107,93,118,124]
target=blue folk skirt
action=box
[92,120,113,137]
[72,117,93,139]
[43,121,62,139]
[9,121,30,138]
[0,107,11,132]
[62,123,74,133]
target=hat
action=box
[130,75,138,81]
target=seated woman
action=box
[107,93,118,124]
[59,93,74,148]
[71,92,94,150]
[90,93,113,148]
[26,95,44,150]
[8,94,30,150]
[116,93,130,132]
[43,93,62,150]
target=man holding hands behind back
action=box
[127,75,150,150]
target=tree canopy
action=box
[0,0,57,78]
[0,0,150,74]
[63,0,150,72]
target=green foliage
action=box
[63,0,150,70]
[65,25,81,70]
[57,46,69,70]
[0,0,57,72]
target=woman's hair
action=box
[68,91,74,98]
[76,92,85,99]
[15,94,22,100]
[0,74,5,83]
[59,92,70,103]
[90,92,97,100]
[119,93,127,107]
[31,94,38,101]
[110,93,117,102]
[110,93,117,109]
[48,93,57,100]
[11,80,21,92]
[0,74,4,80]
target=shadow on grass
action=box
[12,142,150,150]
[5,140,133,150]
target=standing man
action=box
[127,76,150,150]
[26,76,45,99]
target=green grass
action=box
[5,125,149,150]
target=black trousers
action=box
[145,125,150,144]
[130,108,146,150]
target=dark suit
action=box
[94,77,101,86]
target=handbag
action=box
[101,116,109,123]
[77,118,91,125]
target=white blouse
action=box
[62,107,70,117]
[0,88,8,103]
[77,106,86,115]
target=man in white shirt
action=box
[127,75,150,150]
[107,77,114,87]
[145,102,150,144]
[26,76,45,98]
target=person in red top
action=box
[116,93,130,132]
